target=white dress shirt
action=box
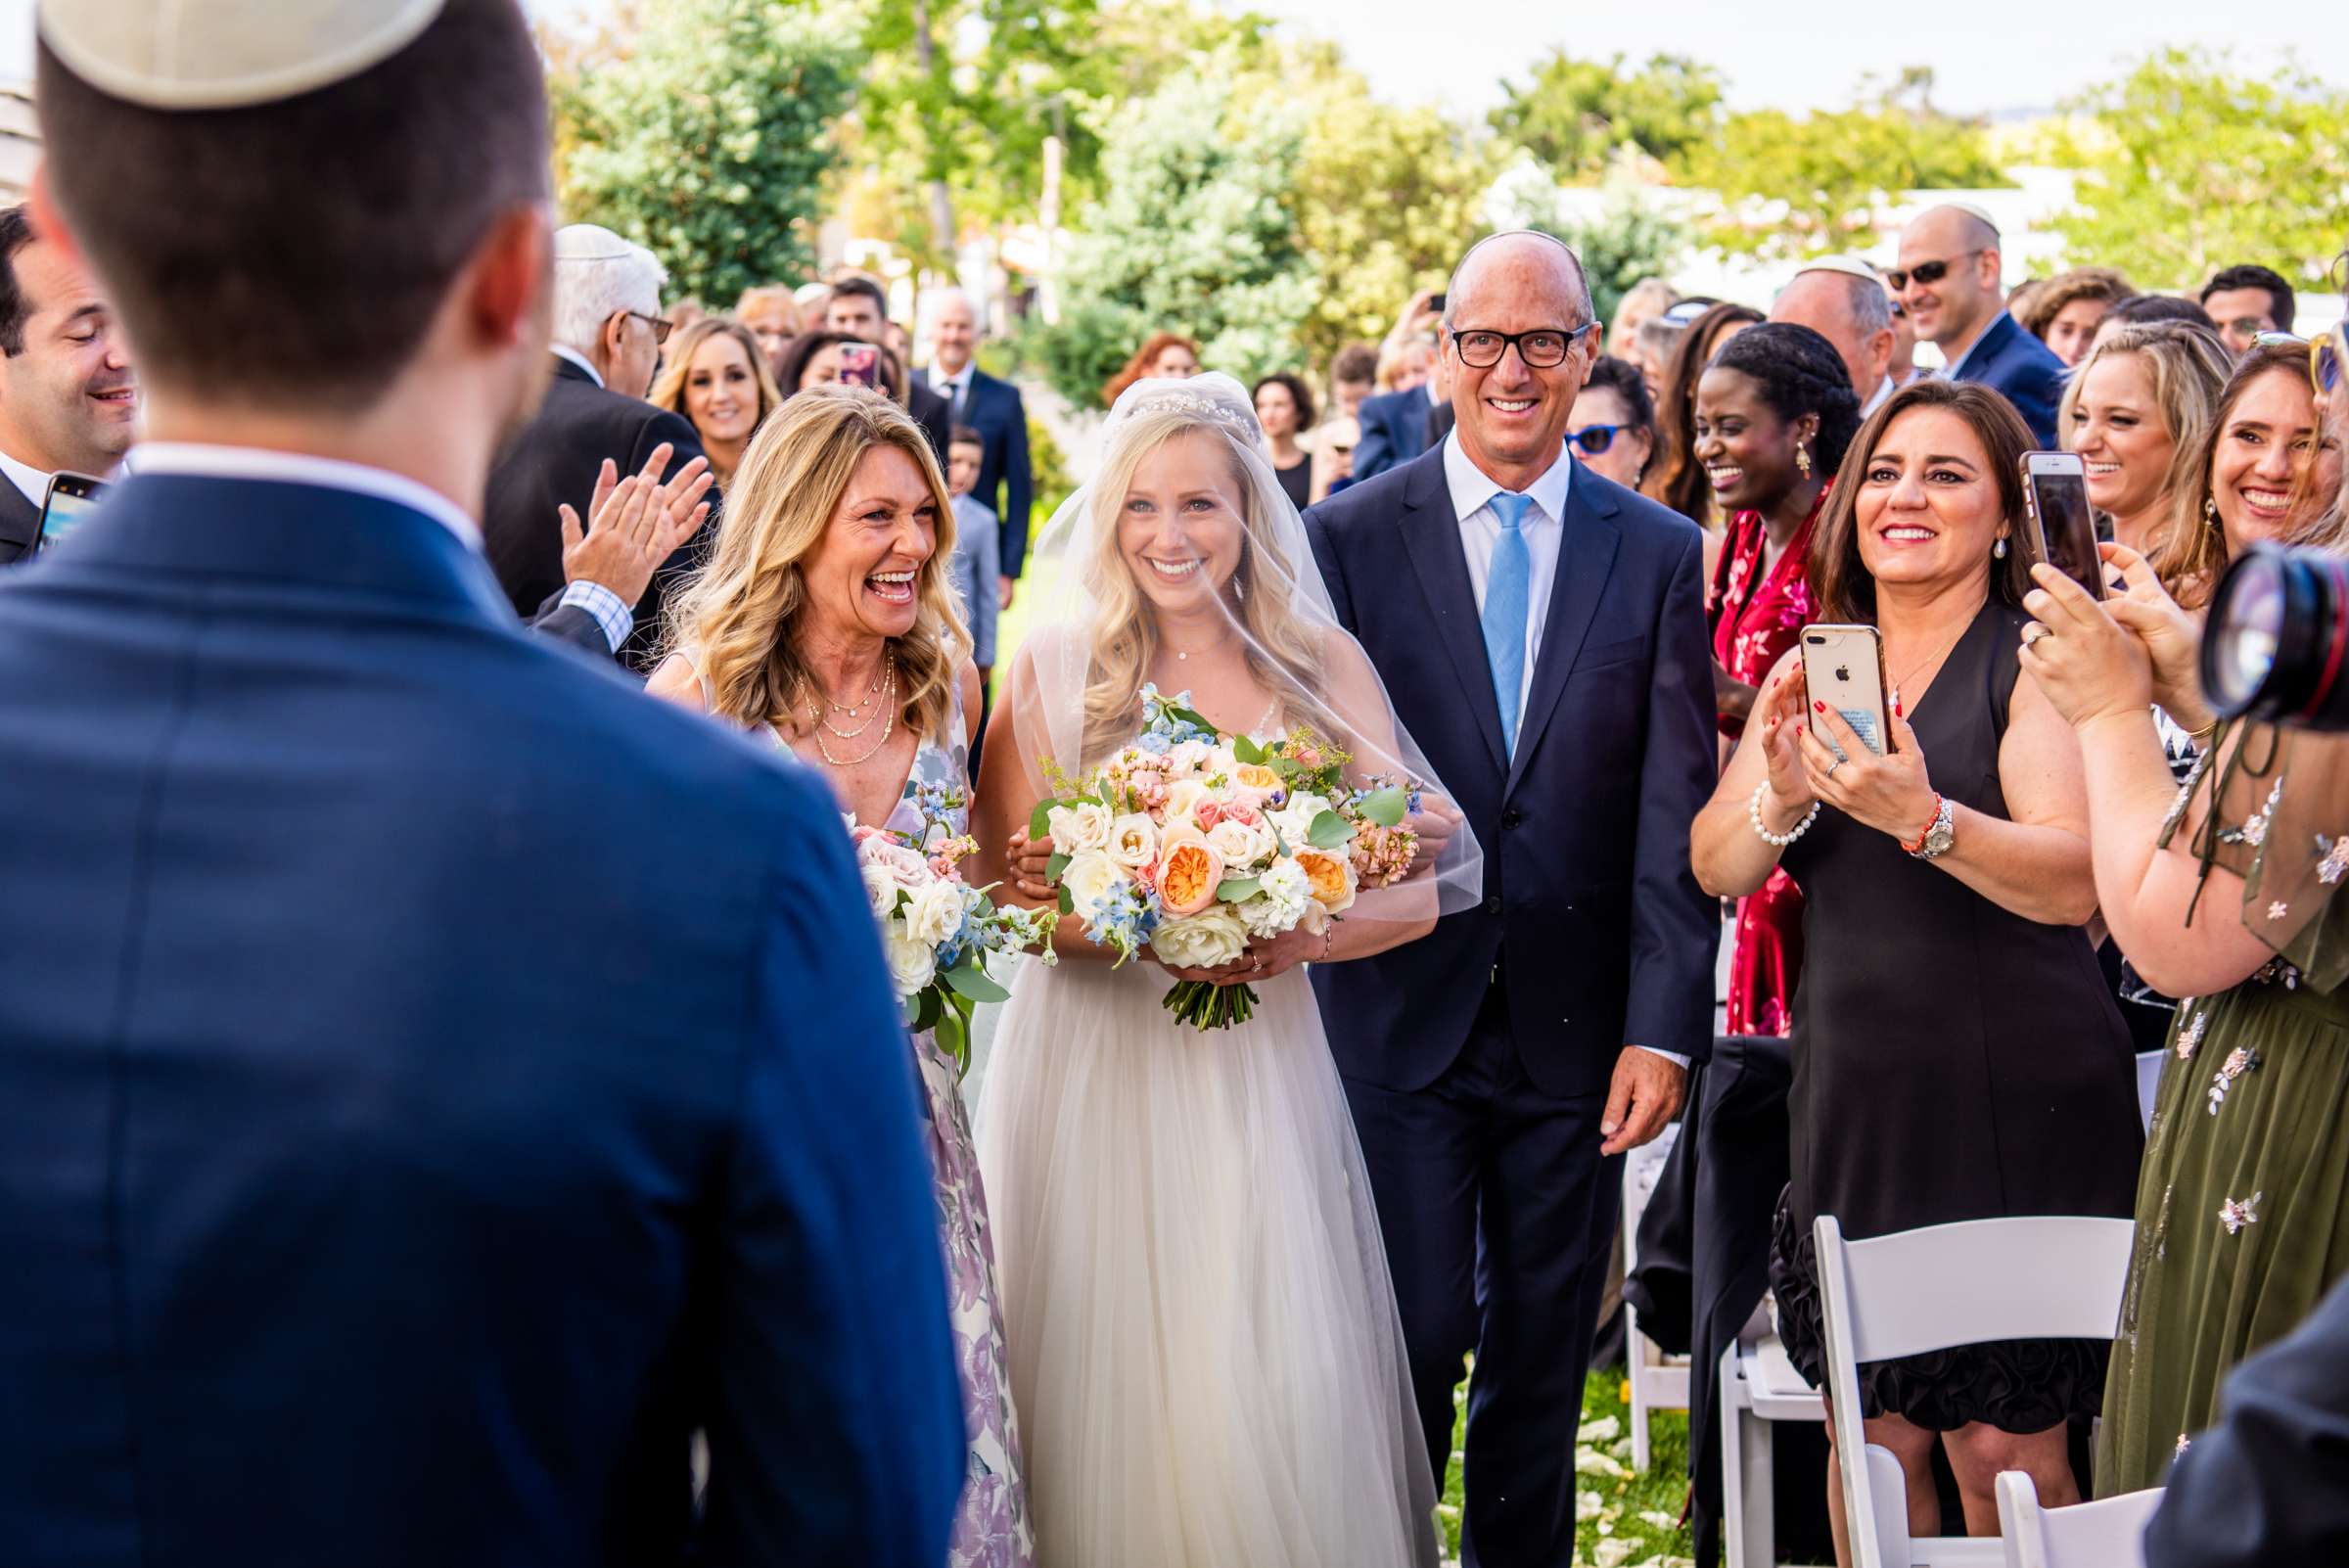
[550,343,606,389]
[0,444,51,511]
[934,359,976,419]
[1443,431,1689,1073]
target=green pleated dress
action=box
[2096,724,2349,1496]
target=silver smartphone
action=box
[1801,623,1893,759]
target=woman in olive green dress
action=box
[2017,497,2349,1492]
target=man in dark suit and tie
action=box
[1305,231,1717,1568]
[1894,204,2068,446]
[1350,367,1451,484]
[1,4,965,1565]
[921,287,1033,608]
[484,222,712,669]
[0,202,138,560]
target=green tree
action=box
[1031,65,1317,405]
[1490,52,1724,181]
[552,0,861,304]
[1490,158,1695,330]
[2047,48,2349,292]
[1678,70,2010,259]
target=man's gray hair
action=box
[1444,230,1595,329]
[550,223,666,358]
[1838,271,1893,338]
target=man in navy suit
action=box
[0,4,964,1565]
[1894,204,2068,445]
[1305,232,1716,1567]
[1350,371,1451,484]
[921,289,1033,607]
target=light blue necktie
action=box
[1481,491,1534,755]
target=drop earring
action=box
[1993,536,2008,559]
[1795,443,1813,480]
[2205,495,2220,527]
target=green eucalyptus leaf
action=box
[943,960,1011,1005]
[1045,852,1071,883]
[1359,786,1408,827]
[1233,734,1267,765]
[1216,875,1263,901]
[1029,800,1056,841]
[1308,809,1355,849]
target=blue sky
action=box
[2,0,2336,117]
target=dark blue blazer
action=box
[1304,446,1718,1098]
[1351,386,1440,484]
[1950,311,2068,447]
[928,366,1034,577]
[0,474,963,1566]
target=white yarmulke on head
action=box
[39,0,447,111]
[1796,254,1882,284]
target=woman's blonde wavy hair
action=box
[1075,406,1333,766]
[647,315,783,445]
[2057,322,2232,578]
[665,386,967,739]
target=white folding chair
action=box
[1720,1309,1829,1568]
[1995,1471,2161,1568]
[1813,1213,2137,1568]
[2134,1050,2164,1134]
[1622,1122,1689,1471]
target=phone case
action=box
[2019,456,2105,600]
[1801,624,1891,760]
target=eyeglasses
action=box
[2313,321,2347,397]
[1887,299,1908,320]
[1568,423,1628,455]
[1884,252,1985,292]
[626,310,674,346]
[1450,323,1596,370]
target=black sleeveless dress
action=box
[1768,599,2144,1432]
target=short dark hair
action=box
[829,275,890,317]
[948,424,985,449]
[35,0,550,412]
[2106,294,2217,333]
[1811,380,2038,623]
[1579,354,1656,434]
[1251,371,1316,430]
[1707,322,1864,478]
[0,205,36,356]
[1329,343,1378,387]
[2199,264,2297,332]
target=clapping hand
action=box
[559,443,714,608]
[1752,663,1818,821]
[2018,561,2156,732]
[1800,699,1938,846]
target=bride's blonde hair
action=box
[666,386,967,737]
[1077,406,1332,764]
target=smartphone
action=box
[1801,623,1893,759]
[1425,293,1447,316]
[837,340,880,390]
[2019,450,2103,600]
[33,471,108,555]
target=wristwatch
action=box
[1907,794,1957,860]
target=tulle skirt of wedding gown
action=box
[976,955,1438,1568]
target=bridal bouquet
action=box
[852,787,1058,1076]
[1034,686,1421,1031]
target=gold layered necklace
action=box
[798,656,898,766]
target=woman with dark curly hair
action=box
[1644,300,1764,531]
[1695,322,1862,1037]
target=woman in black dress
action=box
[1692,380,2142,1561]
[1252,372,1316,512]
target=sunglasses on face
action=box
[1884,251,1983,292]
[1568,423,1628,455]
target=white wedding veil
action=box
[997,372,1484,930]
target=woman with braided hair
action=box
[1696,322,1862,1036]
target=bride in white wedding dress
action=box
[969,375,1483,1568]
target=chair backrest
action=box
[1996,1470,2161,1568]
[2135,1050,2164,1133]
[1621,1120,1680,1273]
[1814,1214,2137,1568]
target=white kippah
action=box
[39,0,447,111]
[1795,254,1882,284]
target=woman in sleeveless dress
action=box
[647,387,1033,1566]
[1692,381,2142,1562]
[969,375,1483,1567]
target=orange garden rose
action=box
[1157,830,1226,916]
[1231,761,1283,804]
[1294,849,1359,914]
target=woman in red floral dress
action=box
[1696,325,1864,1035]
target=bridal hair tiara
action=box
[1106,373,1264,440]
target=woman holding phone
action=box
[1691,380,2142,1564]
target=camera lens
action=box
[2202,543,2349,730]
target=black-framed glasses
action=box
[1450,323,1596,370]
[1884,251,1984,292]
[626,310,674,346]
[1568,423,1626,455]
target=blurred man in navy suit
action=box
[1894,204,2067,445]
[0,3,964,1565]
[921,288,1033,608]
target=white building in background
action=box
[0,82,35,205]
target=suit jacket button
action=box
[1501,807,1524,830]
[1484,895,1503,916]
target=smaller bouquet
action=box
[1034,687,1423,1031]
[851,786,1058,1076]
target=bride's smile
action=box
[1118,432,1248,611]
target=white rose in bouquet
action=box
[1107,812,1159,869]
[1237,856,1313,938]
[1046,800,1112,853]
[859,861,902,920]
[1059,849,1130,920]
[1269,791,1332,850]
[903,879,966,947]
[1163,779,1213,831]
[1207,815,1275,870]
[881,926,939,997]
[1151,904,1251,970]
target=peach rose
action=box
[1231,762,1283,805]
[1294,849,1359,914]
[1157,828,1226,916]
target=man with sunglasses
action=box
[484,222,714,668]
[1892,203,2066,445]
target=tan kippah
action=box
[39,0,446,111]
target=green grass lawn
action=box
[1438,1365,1695,1567]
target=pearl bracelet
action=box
[1748,780,1819,848]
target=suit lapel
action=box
[1394,452,1507,773]
[1506,477,1622,795]
[0,476,37,561]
